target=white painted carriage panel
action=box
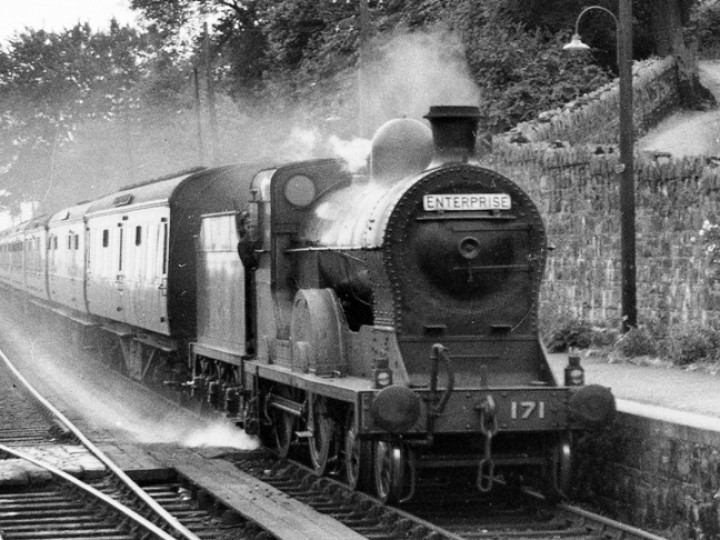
[47,220,87,312]
[0,236,13,285]
[22,228,48,300]
[6,237,24,288]
[120,207,170,335]
[86,212,126,323]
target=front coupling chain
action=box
[477,394,498,492]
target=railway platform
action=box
[548,352,720,431]
[549,352,720,537]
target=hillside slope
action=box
[638,60,720,157]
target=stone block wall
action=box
[510,56,679,144]
[482,55,720,333]
[487,144,720,331]
[573,414,720,538]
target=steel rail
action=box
[0,346,203,540]
[559,501,669,540]
[0,443,178,540]
[523,488,668,540]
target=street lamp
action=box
[563,6,618,53]
[564,2,636,332]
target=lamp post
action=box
[564,2,636,332]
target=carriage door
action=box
[154,216,170,334]
[121,211,169,335]
[115,217,127,322]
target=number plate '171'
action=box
[511,401,545,420]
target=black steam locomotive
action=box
[0,106,614,503]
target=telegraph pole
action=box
[204,22,218,164]
[193,67,205,165]
[358,0,369,137]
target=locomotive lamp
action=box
[372,357,393,388]
[564,354,585,386]
[564,1,637,332]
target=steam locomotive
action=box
[0,106,614,503]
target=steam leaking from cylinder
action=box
[0,304,259,451]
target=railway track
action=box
[225,450,668,540]
[0,479,268,540]
[0,343,272,540]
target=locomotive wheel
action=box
[545,433,572,500]
[261,387,298,458]
[308,397,335,475]
[273,410,296,459]
[344,410,372,490]
[373,441,415,504]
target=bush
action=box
[613,327,658,358]
[688,0,720,58]
[546,319,595,352]
[661,325,720,366]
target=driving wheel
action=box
[373,441,415,504]
[545,432,572,501]
[273,409,296,459]
[308,396,335,475]
[344,409,372,490]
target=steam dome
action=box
[369,118,433,184]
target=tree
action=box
[0,23,156,208]
[131,0,268,101]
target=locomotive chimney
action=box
[424,105,482,167]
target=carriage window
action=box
[161,222,168,274]
[68,235,72,249]
[102,229,109,247]
[53,236,58,250]
[135,226,142,246]
[118,227,124,271]
[74,234,79,250]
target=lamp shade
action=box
[563,33,591,51]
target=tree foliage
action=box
[118,0,625,130]
[0,23,150,201]
[7,0,689,214]
[687,0,720,57]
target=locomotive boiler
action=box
[0,105,615,504]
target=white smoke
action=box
[279,126,322,161]
[182,422,260,450]
[328,135,371,173]
[362,29,483,130]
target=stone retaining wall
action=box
[574,413,720,538]
[486,144,720,332]
[509,56,679,145]
[479,56,720,333]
